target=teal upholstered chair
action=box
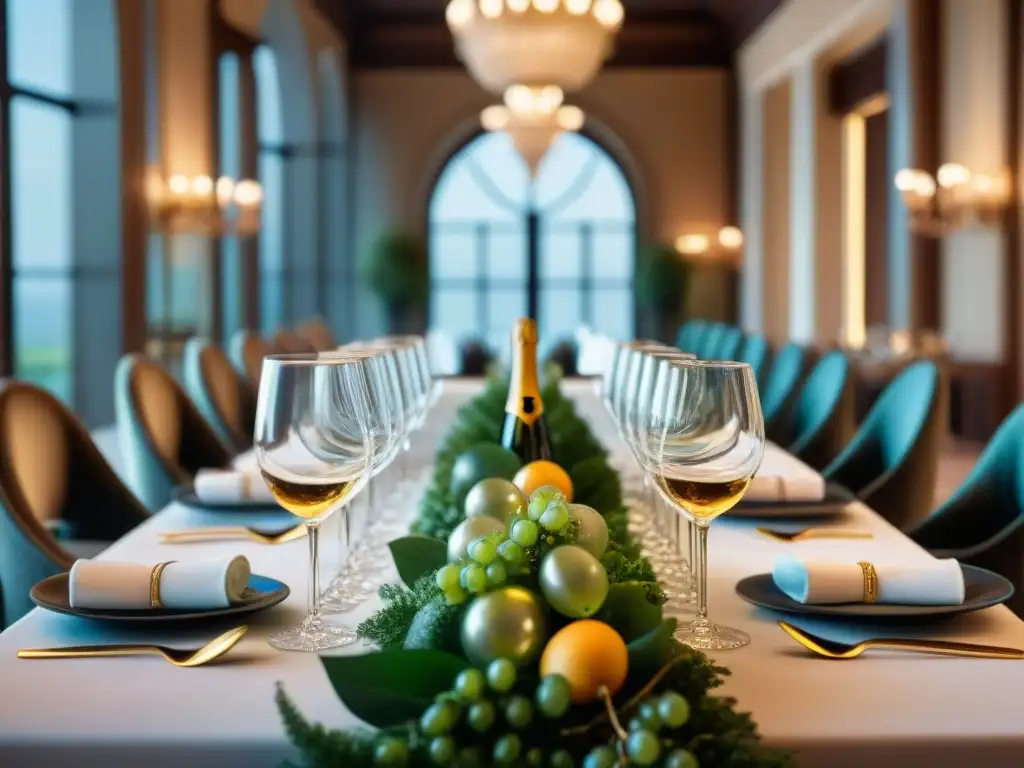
[183,338,257,452]
[676,320,705,354]
[695,323,725,359]
[770,350,855,471]
[229,330,271,391]
[116,354,234,511]
[712,327,744,361]
[0,381,148,627]
[823,360,944,531]
[906,405,1024,613]
[760,343,806,429]
[737,334,772,386]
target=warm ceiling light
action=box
[565,0,592,14]
[168,174,190,195]
[191,175,214,195]
[675,234,709,255]
[555,105,585,131]
[507,0,530,10]
[718,226,744,250]
[936,163,970,188]
[233,179,263,207]
[480,105,511,131]
[533,0,559,12]
[215,176,235,205]
[446,0,474,28]
[893,168,919,192]
[592,0,624,28]
[480,0,504,19]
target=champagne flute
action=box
[638,358,764,651]
[254,353,372,651]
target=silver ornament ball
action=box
[447,515,506,563]
[464,478,526,524]
[570,503,609,557]
[539,545,609,618]
[460,586,547,667]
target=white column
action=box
[940,0,1007,362]
[740,89,765,332]
[788,60,816,344]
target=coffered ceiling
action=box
[315,0,783,68]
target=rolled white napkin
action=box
[231,450,259,472]
[772,555,966,605]
[69,555,251,610]
[745,474,826,502]
[194,468,274,504]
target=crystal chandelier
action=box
[445,0,624,95]
[894,164,1012,237]
[480,85,585,175]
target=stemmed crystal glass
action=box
[639,358,764,650]
[254,353,372,651]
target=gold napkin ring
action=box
[857,561,879,604]
[150,561,176,608]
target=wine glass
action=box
[254,353,372,651]
[638,358,764,651]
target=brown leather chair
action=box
[273,329,317,354]
[183,338,256,452]
[115,354,234,511]
[229,330,272,391]
[0,381,149,627]
[295,317,336,352]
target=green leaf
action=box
[628,618,678,678]
[389,535,447,588]
[321,649,470,728]
[594,581,663,643]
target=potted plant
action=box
[360,231,429,333]
[636,242,693,342]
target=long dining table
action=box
[1,378,1023,767]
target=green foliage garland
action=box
[278,376,793,768]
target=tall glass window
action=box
[219,51,242,345]
[254,45,285,335]
[429,132,636,360]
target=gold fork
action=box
[159,524,306,545]
[779,621,1024,660]
[18,626,248,667]
[757,527,873,543]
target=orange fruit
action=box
[539,620,628,702]
[514,460,574,501]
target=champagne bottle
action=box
[501,318,553,464]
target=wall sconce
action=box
[674,227,744,261]
[148,173,263,237]
[894,164,1011,237]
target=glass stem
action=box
[307,521,322,621]
[696,523,709,623]
[689,521,698,594]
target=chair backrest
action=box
[760,343,805,424]
[787,350,854,469]
[183,338,256,451]
[695,323,725,359]
[229,330,271,390]
[295,317,336,351]
[737,334,771,384]
[824,359,943,530]
[115,354,234,510]
[711,327,744,361]
[273,329,316,354]
[0,380,148,626]
[676,319,706,354]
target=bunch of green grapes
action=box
[435,487,577,606]
[580,691,699,768]
[372,659,574,767]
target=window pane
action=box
[254,46,283,145]
[591,288,632,340]
[487,289,526,336]
[592,230,634,281]
[430,133,527,223]
[259,152,284,270]
[539,288,581,355]
[219,53,241,178]
[261,274,284,335]
[540,227,581,280]
[14,277,72,402]
[486,227,527,281]
[221,237,242,345]
[432,288,480,345]
[10,97,71,268]
[430,228,477,281]
[7,0,72,97]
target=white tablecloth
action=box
[1,378,1023,767]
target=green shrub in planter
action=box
[360,232,429,329]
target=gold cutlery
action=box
[757,527,873,543]
[779,621,1024,660]
[18,625,248,667]
[159,524,306,545]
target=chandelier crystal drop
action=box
[480,102,586,175]
[446,0,624,94]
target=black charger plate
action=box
[735,564,1014,618]
[31,573,290,622]
[172,485,280,512]
[728,482,857,518]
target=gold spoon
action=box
[757,527,873,543]
[18,625,248,667]
[778,621,1024,660]
[159,524,306,545]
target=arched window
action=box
[254,45,285,335]
[429,131,636,362]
